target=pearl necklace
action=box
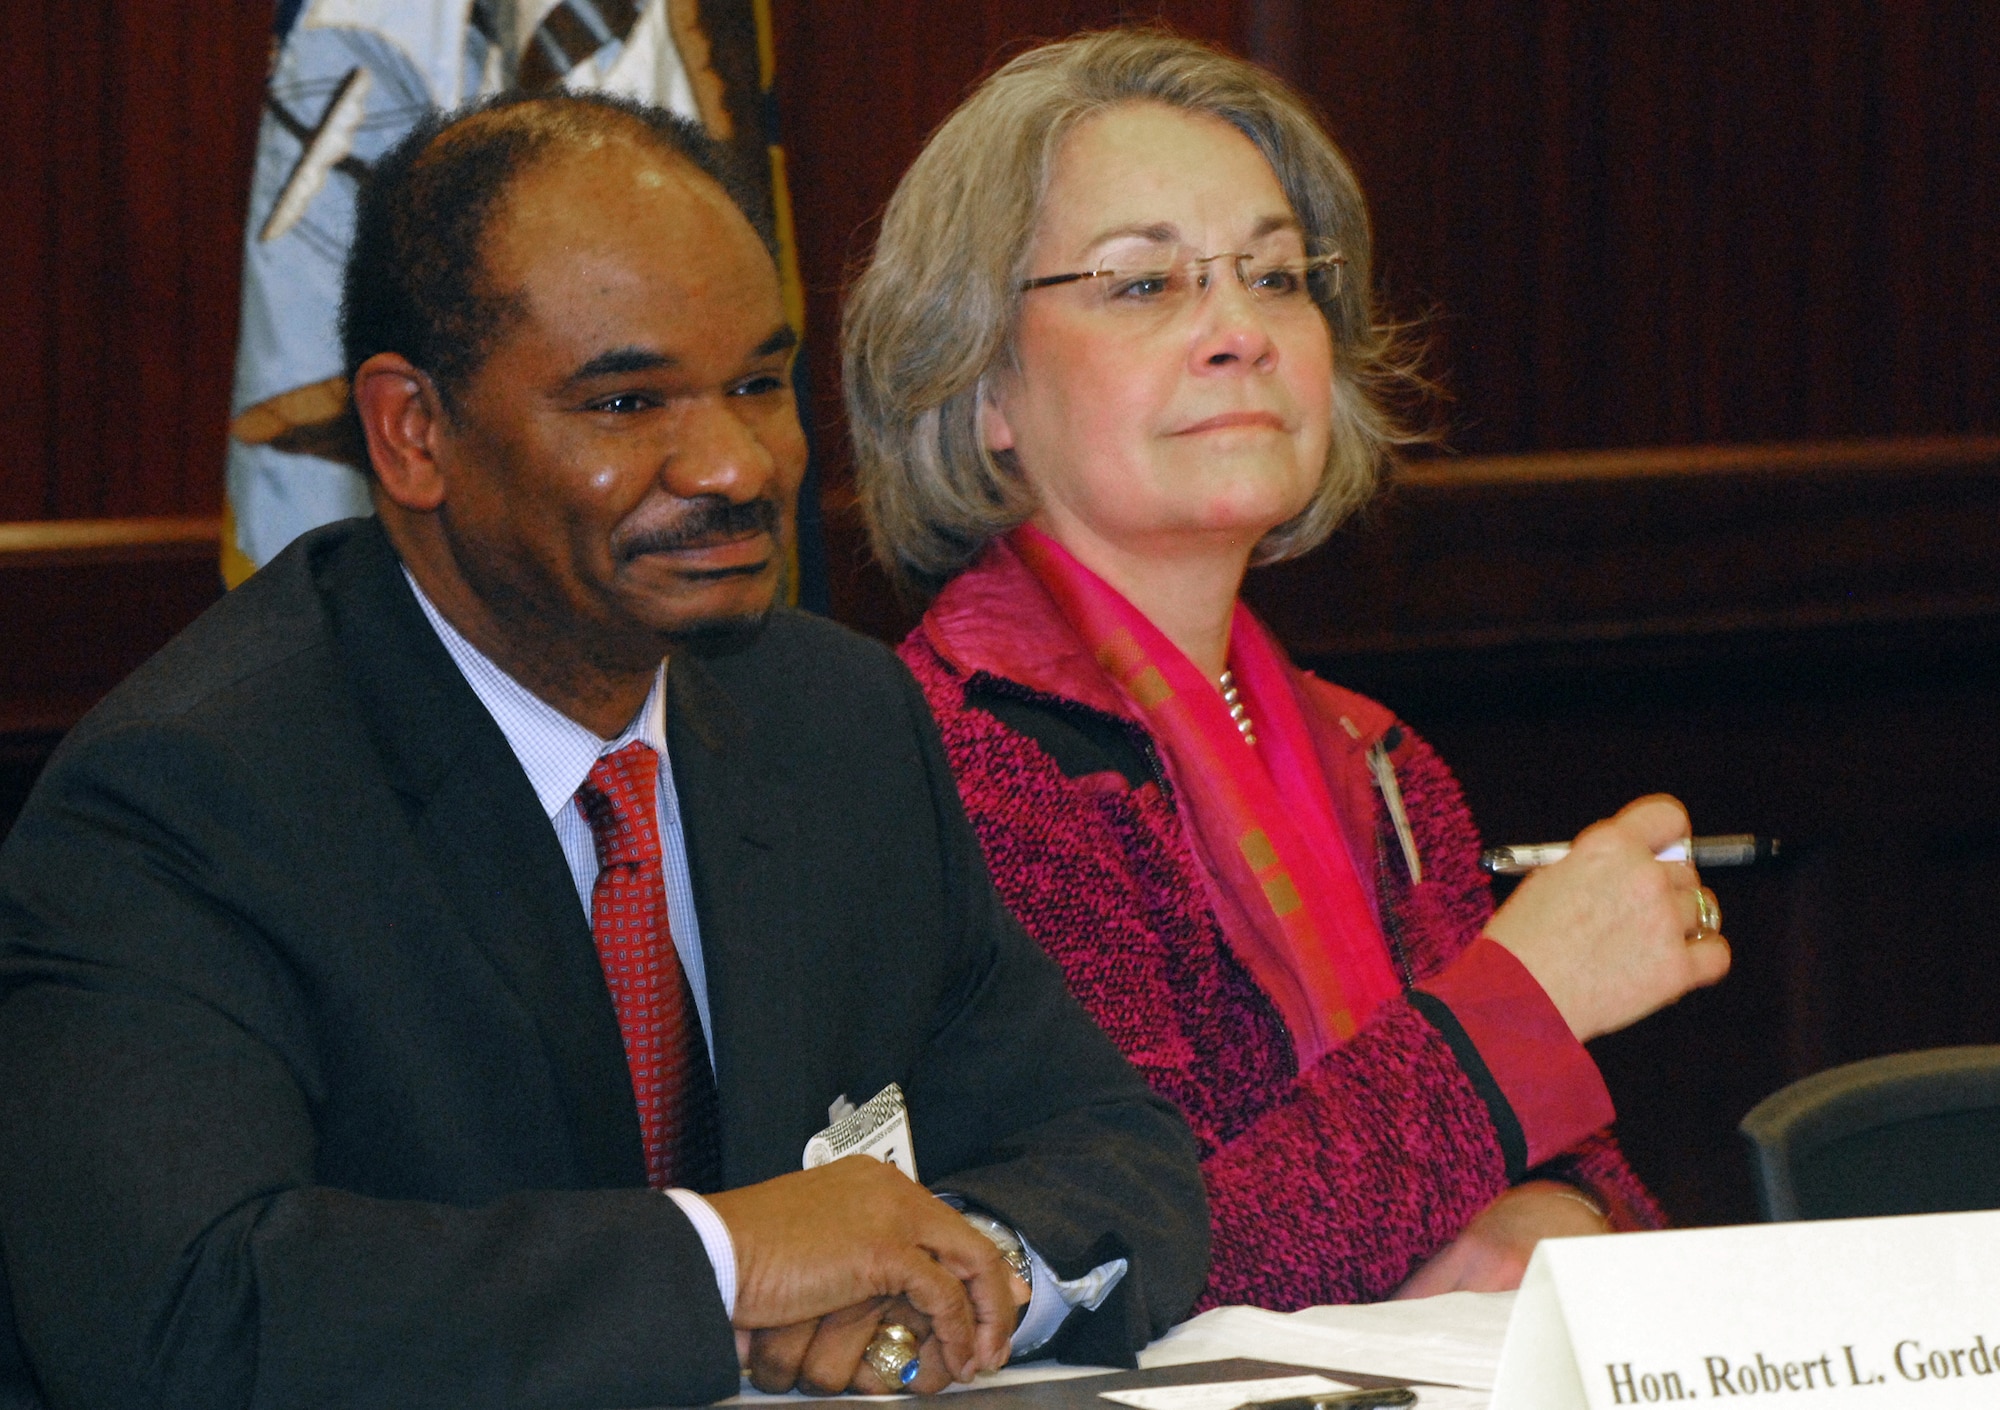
[1218,669,1257,746]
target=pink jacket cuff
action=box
[1415,935,1615,1169]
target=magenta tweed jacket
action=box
[901,545,1664,1311]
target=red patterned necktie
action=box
[576,740,721,1191]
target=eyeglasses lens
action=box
[1087,253,1340,320]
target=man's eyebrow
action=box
[567,346,674,383]
[753,325,799,358]
[566,326,794,386]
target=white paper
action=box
[720,1367,1499,1408]
[719,1292,1510,1406]
[1490,1209,2000,1410]
[1140,1295,1512,1391]
[718,1275,1512,1405]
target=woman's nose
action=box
[1189,271,1279,371]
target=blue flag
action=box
[225,0,820,609]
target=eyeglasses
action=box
[1020,249,1345,323]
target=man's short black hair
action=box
[340,90,774,420]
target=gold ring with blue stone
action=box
[863,1321,921,1389]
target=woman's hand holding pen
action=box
[1482,794,1732,1042]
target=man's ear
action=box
[352,353,450,512]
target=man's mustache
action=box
[617,497,782,561]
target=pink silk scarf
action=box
[1010,524,1401,1066]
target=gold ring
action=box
[863,1321,921,1389]
[1694,887,1721,939]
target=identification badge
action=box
[803,1082,918,1180]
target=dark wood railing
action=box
[0,516,223,739]
[1252,433,2000,662]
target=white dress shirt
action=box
[406,572,1121,1357]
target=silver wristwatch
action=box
[960,1209,1032,1285]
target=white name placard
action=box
[1490,1209,2000,1409]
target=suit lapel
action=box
[413,755,644,1189]
[664,651,818,1183]
[314,522,644,1189]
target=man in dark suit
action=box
[0,94,1206,1410]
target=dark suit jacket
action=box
[0,519,1207,1410]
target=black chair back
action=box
[1739,1045,2000,1221]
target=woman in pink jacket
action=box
[844,28,1731,1309]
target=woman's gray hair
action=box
[844,26,1427,601]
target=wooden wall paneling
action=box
[152,4,272,517]
[0,1,57,519]
[1243,0,1303,84]
[47,1,124,517]
[7,3,1993,529]
[1957,1,2000,431]
[1880,2,2000,434]
[1296,3,2000,456]
[118,7,183,516]
[1877,3,1931,434]
[1303,1,1534,448]
[3,2,267,524]
[1791,1,1869,437]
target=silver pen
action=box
[1480,833,1780,876]
[1232,1390,1418,1410]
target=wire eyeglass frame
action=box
[1019,249,1346,315]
